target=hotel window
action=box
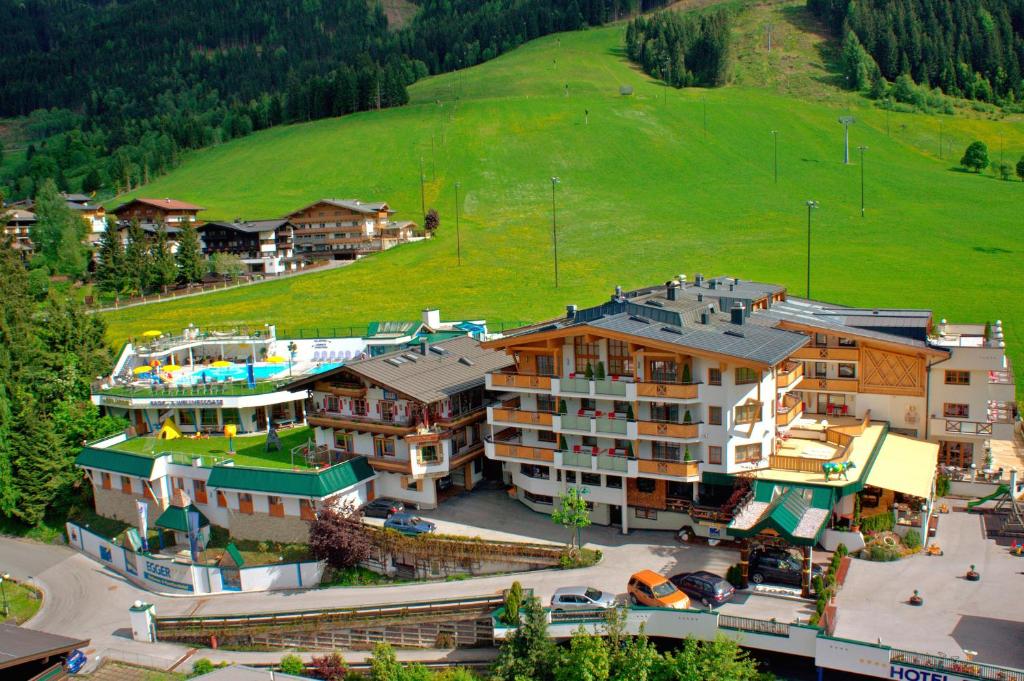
[217,491,228,507]
[221,409,240,425]
[565,470,577,483]
[652,441,681,461]
[635,507,658,520]
[178,409,195,426]
[581,398,596,412]
[636,478,656,493]
[939,441,973,467]
[735,443,762,463]
[537,394,557,412]
[650,403,679,422]
[574,338,600,374]
[708,368,722,386]
[650,360,677,383]
[101,472,111,489]
[708,446,723,465]
[351,399,368,416]
[238,493,254,513]
[200,409,219,426]
[735,367,759,385]
[419,445,440,463]
[734,403,761,424]
[581,473,601,486]
[838,337,856,347]
[520,464,550,479]
[606,475,622,489]
[173,477,185,490]
[379,401,396,423]
[374,437,396,457]
[838,363,856,378]
[536,354,556,377]
[815,333,828,347]
[300,499,316,520]
[524,491,553,505]
[334,431,353,452]
[537,429,557,443]
[325,395,340,412]
[268,496,284,517]
[121,476,133,494]
[453,427,468,453]
[708,406,723,426]
[193,480,208,504]
[607,340,632,377]
[943,403,969,418]
[945,370,970,386]
[813,362,828,378]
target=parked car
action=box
[749,547,823,589]
[669,570,735,607]
[550,586,618,612]
[437,475,454,491]
[363,497,406,519]
[384,512,437,535]
[65,649,87,674]
[627,570,691,609]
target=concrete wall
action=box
[227,510,310,543]
[820,528,866,553]
[92,482,160,524]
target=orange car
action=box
[627,570,691,609]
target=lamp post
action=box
[838,116,855,164]
[1,573,9,618]
[770,130,779,184]
[454,182,462,266]
[551,177,561,288]
[805,200,819,298]
[858,145,868,217]
[702,97,707,138]
[287,341,297,379]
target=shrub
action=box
[869,544,901,562]
[503,581,523,625]
[725,563,744,588]
[309,652,348,681]
[584,362,594,380]
[308,502,371,570]
[935,474,951,498]
[595,361,606,380]
[835,543,849,559]
[280,654,305,676]
[860,512,894,534]
[903,529,921,550]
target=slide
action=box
[967,484,1010,509]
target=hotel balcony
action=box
[929,417,995,437]
[486,370,700,403]
[776,395,804,427]
[556,449,699,480]
[308,411,415,436]
[488,406,554,430]
[776,362,803,391]
[486,370,553,393]
[636,457,700,480]
[636,419,701,442]
[799,377,859,393]
[791,346,859,362]
[484,436,556,464]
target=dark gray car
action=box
[362,497,405,519]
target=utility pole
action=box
[551,177,560,288]
[806,200,818,298]
[838,116,855,164]
[703,97,707,138]
[454,182,462,266]
[771,130,779,184]
[858,145,868,218]
[419,157,426,218]
[885,102,890,137]
[431,133,436,180]
[766,23,774,53]
[938,118,943,159]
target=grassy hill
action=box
[103,1,1024,388]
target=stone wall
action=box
[228,510,310,543]
[92,484,160,524]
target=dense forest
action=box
[625,9,733,88]
[0,0,668,201]
[808,0,1024,103]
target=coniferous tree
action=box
[123,220,150,295]
[81,167,102,194]
[175,223,205,284]
[31,178,88,278]
[95,218,126,294]
[149,225,178,291]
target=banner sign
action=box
[142,559,194,592]
[98,396,224,407]
[135,499,149,552]
[187,510,200,563]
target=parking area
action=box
[835,503,1024,668]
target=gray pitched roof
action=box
[343,335,514,403]
[290,199,393,216]
[193,665,314,681]
[0,623,89,670]
[200,219,291,234]
[756,298,935,349]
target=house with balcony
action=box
[3,208,35,257]
[62,193,108,245]
[75,429,375,543]
[112,197,204,230]
[287,199,414,262]
[197,219,299,275]
[286,335,514,509]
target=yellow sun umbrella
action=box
[133,366,154,375]
[142,330,162,337]
[265,355,287,363]
[211,360,232,368]
[162,365,182,372]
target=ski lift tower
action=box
[838,116,855,164]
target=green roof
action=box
[729,485,833,546]
[155,504,210,532]
[76,447,155,478]
[366,321,421,339]
[206,456,375,497]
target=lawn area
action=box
[101,3,1024,397]
[110,426,316,470]
[1,577,42,625]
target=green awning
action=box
[155,504,210,533]
[729,485,834,546]
[207,456,375,497]
[76,447,155,478]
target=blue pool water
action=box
[178,364,286,385]
[309,362,344,374]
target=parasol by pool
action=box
[211,360,232,368]
[133,366,154,375]
[162,365,182,372]
[142,330,162,337]
[265,355,287,363]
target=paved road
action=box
[834,502,1024,668]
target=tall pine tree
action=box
[149,225,178,291]
[175,223,205,284]
[123,220,149,295]
[95,217,126,294]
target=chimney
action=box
[729,283,734,291]
[566,304,577,320]
[697,292,703,302]
[666,281,677,301]
[677,273,687,285]
[422,308,441,329]
[695,273,704,287]
[612,285,623,302]
[709,279,717,290]
[419,340,429,355]
[731,302,746,325]
[700,311,710,325]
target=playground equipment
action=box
[224,424,237,454]
[967,470,1024,537]
[157,419,182,440]
[926,544,943,556]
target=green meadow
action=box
[102,2,1024,391]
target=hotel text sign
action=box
[889,665,977,681]
[99,396,224,408]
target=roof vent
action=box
[458,357,474,366]
[661,326,682,335]
[709,279,718,290]
[678,273,687,284]
[731,302,746,325]
[700,311,710,325]
[708,304,717,315]
[566,304,577,320]
[695,273,704,287]
[628,315,650,324]
[429,346,448,356]
[697,293,703,302]
[724,329,746,338]
[401,353,419,362]
[614,285,623,300]
[666,281,677,301]
[729,283,735,291]
[646,300,664,308]
[385,358,403,367]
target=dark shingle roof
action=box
[200,220,291,234]
[76,447,155,478]
[757,298,935,349]
[0,623,89,670]
[207,457,374,497]
[344,335,515,403]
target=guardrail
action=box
[889,649,1024,681]
[155,593,507,636]
[719,613,790,637]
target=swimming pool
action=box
[309,362,344,375]
[177,364,286,385]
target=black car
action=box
[749,548,823,589]
[669,571,736,607]
[362,497,406,519]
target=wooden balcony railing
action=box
[636,381,700,400]
[637,420,700,438]
[776,396,803,426]
[491,407,554,427]
[308,413,415,436]
[491,441,555,463]
[768,454,825,473]
[637,458,699,478]
[799,377,859,393]
[776,363,803,388]
[491,372,553,390]
[791,346,859,361]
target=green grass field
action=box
[1,578,42,625]
[112,427,315,469]
[102,2,1024,393]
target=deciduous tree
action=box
[308,502,371,570]
[961,141,990,173]
[31,178,88,278]
[552,486,592,550]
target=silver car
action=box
[550,586,618,612]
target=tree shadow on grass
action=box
[778,4,847,90]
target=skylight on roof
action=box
[385,358,404,366]
[458,357,474,366]
[429,346,448,356]
[401,353,420,362]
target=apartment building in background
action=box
[287,199,415,261]
[198,219,299,275]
